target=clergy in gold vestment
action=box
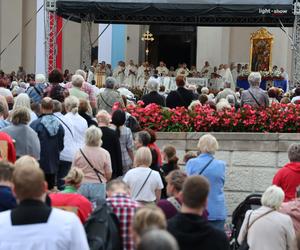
[95,63,106,88]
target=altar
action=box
[160,77,208,92]
[237,79,287,92]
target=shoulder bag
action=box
[199,158,214,175]
[248,90,261,107]
[80,149,105,183]
[134,170,152,199]
[238,209,275,250]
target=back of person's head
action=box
[166,170,187,193]
[132,207,167,238]
[295,87,300,97]
[41,97,53,112]
[111,109,126,138]
[71,74,84,88]
[136,131,151,147]
[64,95,79,114]
[106,179,130,196]
[147,80,159,92]
[182,176,210,209]
[35,74,46,84]
[261,185,284,210]
[197,133,219,154]
[13,157,46,201]
[0,161,14,184]
[143,128,156,144]
[13,93,31,110]
[96,109,111,125]
[78,99,89,114]
[183,151,197,163]
[15,155,40,169]
[268,88,278,98]
[105,77,117,89]
[162,145,178,165]
[48,69,63,84]
[85,125,103,147]
[201,87,209,95]
[175,76,185,87]
[288,143,300,162]
[280,97,291,104]
[75,69,87,80]
[216,99,231,111]
[137,229,179,250]
[248,72,261,87]
[134,146,152,168]
[159,85,165,92]
[199,94,208,105]
[52,100,62,113]
[0,96,9,119]
[63,167,84,187]
[226,95,235,106]
[11,107,30,125]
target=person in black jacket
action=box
[78,99,98,127]
[167,176,229,250]
[141,79,165,107]
[166,76,195,109]
[96,110,123,178]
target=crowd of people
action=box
[0,65,299,250]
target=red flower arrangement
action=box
[126,102,300,133]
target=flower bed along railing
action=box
[126,102,300,133]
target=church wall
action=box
[196,27,231,70]
[229,27,292,75]
[0,0,23,72]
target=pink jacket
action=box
[280,199,300,233]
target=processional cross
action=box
[141,31,154,62]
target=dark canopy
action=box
[56,0,295,26]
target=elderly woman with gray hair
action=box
[238,185,297,250]
[273,143,300,202]
[186,133,227,230]
[1,107,40,159]
[72,125,112,203]
[96,77,124,113]
[141,79,166,107]
[240,72,269,108]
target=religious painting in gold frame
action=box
[250,28,274,72]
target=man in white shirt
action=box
[0,157,89,250]
[200,61,213,79]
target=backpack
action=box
[84,201,122,250]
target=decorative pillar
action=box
[80,21,92,70]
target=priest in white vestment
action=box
[200,61,213,79]
[125,60,138,88]
[137,62,150,89]
[156,61,169,77]
[176,63,190,77]
[113,61,126,85]
[223,64,235,91]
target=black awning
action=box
[56,0,295,27]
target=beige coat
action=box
[238,206,297,250]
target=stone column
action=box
[80,21,92,70]
[0,0,23,72]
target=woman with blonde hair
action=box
[49,167,93,223]
[12,93,37,123]
[123,147,164,205]
[186,133,227,230]
[132,206,167,246]
[72,125,112,203]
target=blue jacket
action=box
[30,114,64,174]
[186,153,227,220]
[26,83,46,104]
[0,186,16,212]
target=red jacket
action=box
[273,162,300,202]
[0,132,16,163]
[49,193,93,223]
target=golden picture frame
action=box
[250,28,274,72]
